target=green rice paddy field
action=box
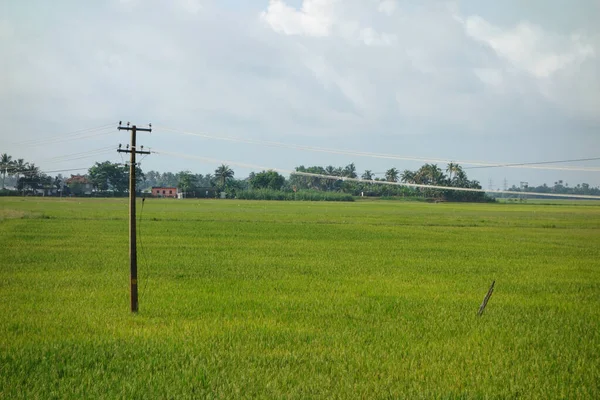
[1,198,599,398]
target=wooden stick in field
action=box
[477,281,495,316]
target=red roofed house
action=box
[152,187,178,198]
[66,174,93,196]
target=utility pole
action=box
[117,121,151,312]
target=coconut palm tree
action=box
[18,163,40,194]
[325,165,337,176]
[446,162,462,184]
[214,164,234,189]
[361,170,374,180]
[454,169,469,187]
[0,153,14,189]
[385,167,399,182]
[342,163,357,179]
[13,159,27,189]
[401,169,415,184]
[416,163,445,185]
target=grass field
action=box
[1,197,599,398]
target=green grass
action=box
[1,198,599,399]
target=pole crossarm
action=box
[117,149,152,155]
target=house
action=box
[65,175,93,195]
[152,187,178,198]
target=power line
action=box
[152,149,600,200]
[155,126,600,172]
[22,128,117,148]
[464,157,600,170]
[9,166,90,176]
[10,123,116,147]
[39,146,116,162]
[40,167,90,174]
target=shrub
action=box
[235,189,354,202]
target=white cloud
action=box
[464,16,595,78]
[261,0,396,46]
[1,0,599,186]
[260,0,336,37]
[377,0,397,16]
[178,0,203,14]
[377,0,398,16]
[474,68,503,88]
[359,27,396,46]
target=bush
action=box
[235,189,354,202]
[0,189,18,197]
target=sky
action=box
[1,0,599,188]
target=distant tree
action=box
[88,161,142,194]
[17,163,47,194]
[342,163,357,179]
[290,165,328,191]
[250,170,285,190]
[1,153,13,189]
[401,170,415,184]
[325,166,337,176]
[201,173,215,187]
[144,170,161,188]
[88,161,114,191]
[177,171,197,195]
[454,169,468,187]
[361,170,374,180]
[53,175,63,194]
[224,178,248,198]
[214,164,234,190]
[13,159,27,188]
[161,172,177,187]
[385,168,399,182]
[446,162,462,183]
[415,164,445,185]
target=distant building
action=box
[152,187,178,198]
[66,175,93,195]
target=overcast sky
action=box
[1,0,599,188]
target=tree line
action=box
[2,152,598,200]
[0,153,56,194]
[507,180,600,197]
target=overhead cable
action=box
[155,126,600,173]
[152,149,600,200]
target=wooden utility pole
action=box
[117,122,151,312]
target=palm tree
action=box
[417,163,444,185]
[13,159,27,189]
[361,170,374,180]
[446,162,462,184]
[214,164,234,189]
[454,169,469,187]
[53,176,63,195]
[385,168,399,182]
[19,163,40,194]
[401,169,415,183]
[0,153,13,189]
[325,165,337,176]
[342,163,357,179]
